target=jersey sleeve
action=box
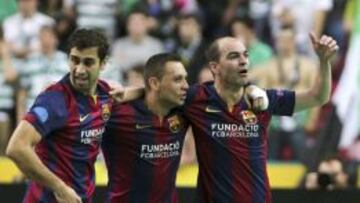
[23,91,69,137]
[266,89,295,116]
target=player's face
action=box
[215,39,249,87]
[69,47,104,95]
[158,61,189,108]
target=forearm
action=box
[1,44,17,82]
[314,59,332,104]
[295,60,331,112]
[123,86,144,102]
[6,121,66,192]
[8,146,66,192]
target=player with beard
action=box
[6,28,113,203]
[183,34,338,203]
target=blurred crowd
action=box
[0,0,359,189]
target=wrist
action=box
[52,180,67,193]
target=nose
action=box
[74,63,86,75]
[182,80,189,90]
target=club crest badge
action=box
[240,110,258,125]
[168,115,182,133]
[101,103,111,121]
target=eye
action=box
[227,52,240,59]
[70,56,80,65]
[83,58,95,67]
[243,51,249,57]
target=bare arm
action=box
[109,85,144,103]
[0,40,17,82]
[6,121,82,203]
[294,33,338,112]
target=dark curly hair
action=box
[67,28,109,62]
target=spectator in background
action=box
[229,16,273,69]
[271,0,333,55]
[63,0,119,42]
[16,25,68,122]
[171,14,207,85]
[124,64,145,86]
[198,66,214,83]
[2,0,54,59]
[305,157,349,190]
[0,27,17,155]
[38,0,63,18]
[111,10,164,84]
[250,25,320,161]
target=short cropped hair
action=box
[205,38,221,62]
[144,53,182,89]
[67,28,109,62]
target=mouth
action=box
[238,69,248,77]
[75,77,89,86]
[180,94,187,101]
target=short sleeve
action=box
[24,91,69,137]
[266,89,295,116]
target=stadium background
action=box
[1,0,360,202]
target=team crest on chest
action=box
[168,115,182,133]
[240,110,258,125]
[101,103,111,121]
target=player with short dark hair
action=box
[102,53,189,203]
[6,28,113,203]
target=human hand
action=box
[54,184,82,203]
[245,85,268,111]
[309,33,339,62]
[109,86,125,103]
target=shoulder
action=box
[3,13,20,25]
[35,12,55,24]
[97,79,112,93]
[186,82,210,104]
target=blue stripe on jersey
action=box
[38,141,58,203]
[28,91,68,137]
[248,131,266,203]
[128,110,155,202]
[101,123,119,203]
[209,115,234,202]
[266,89,295,116]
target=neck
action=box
[214,79,244,109]
[130,34,145,43]
[145,92,171,118]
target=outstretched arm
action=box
[294,33,338,112]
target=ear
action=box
[148,76,160,91]
[99,57,109,71]
[208,61,219,75]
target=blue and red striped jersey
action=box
[102,99,189,203]
[183,82,295,203]
[22,74,113,203]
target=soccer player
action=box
[102,53,190,203]
[184,34,338,203]
[6,28,112,203]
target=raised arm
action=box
[6,121,82,203]
[294,33,338,112]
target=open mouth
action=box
[239,69,248,74]
[239,69,248,77]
